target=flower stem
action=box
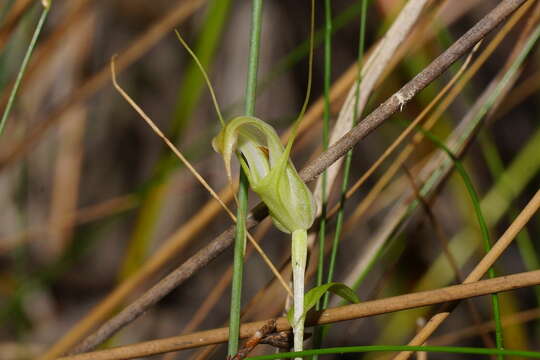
[228,0,263,356]
[291,229,307,359]
[228,170,249,356]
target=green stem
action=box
[312,0,331,355]
[313,2,368,353]
[414,125,505,358]
[315,0,332,310]
[0,3,50,136]
[228,170,248,356]
[228,0,263,356]
[321,0,367,316]
[291,229,307,358]
[244,0,263,116]
[479,131,540,304]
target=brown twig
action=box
[58,269,540,360]
[66,0,528,354]
[229,319,278,360]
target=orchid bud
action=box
[212,116,316,233]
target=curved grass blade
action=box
[411,123,504,355]
[0,1,50,136]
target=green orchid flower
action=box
[212,115,316,234]
[213,115,316,355]
[174,16,316,355]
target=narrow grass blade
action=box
[228,0,263,356]
[246,345,540,360]
[0,3,50,136]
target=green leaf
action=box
[287,282,359,325]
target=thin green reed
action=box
[245,345,540,360]
[312,0,332,356]
[0,1,51,137]
[228,0,264,356]
[315,0,332,310]
[322,0,368,308]
[417,126,504,358]
[313,1,368,354]
[479,130,540,305]
[223,0,373,116]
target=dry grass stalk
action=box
[47,7,95,257]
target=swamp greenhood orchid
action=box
[212,116,316,233]
[173,5,357,355]
[213,115,316,356]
